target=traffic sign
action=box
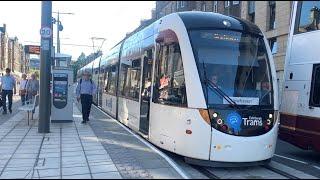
[40,27,52,38]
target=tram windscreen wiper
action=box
[205,77,240,109]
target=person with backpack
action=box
[76,71,97,124]
[19,74,28,106]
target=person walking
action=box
[0,68,16,114]
[76,71,97,124]
[19,74,28,106]
[26,73,39,104]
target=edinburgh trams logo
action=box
[242,116,263,126]
[226,112,243,133]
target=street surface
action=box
[0,95,318,179]
[88,105,320,179]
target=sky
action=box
[0,1,155,61]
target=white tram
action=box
[79,12,279,166]
[280,1,320,152]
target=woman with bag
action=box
[26,73,39,105]
[19,74,28,106]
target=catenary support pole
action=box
[39,1,52,133]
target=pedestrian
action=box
[26,73,39,105]
[76,71,97,124]
[0,68,16,114]
[19,74,28,106]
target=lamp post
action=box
[52,11,74,53]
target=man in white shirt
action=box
[0,68,16,114]
[19,74,28,106]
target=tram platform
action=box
[0,103,184,179]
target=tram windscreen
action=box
[190,30,273,108]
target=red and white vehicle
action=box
[280,1,320,151]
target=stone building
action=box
[0,24,8,73]
[155,1,293,91]
[0,24,26,75]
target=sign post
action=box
[39,1,52,133]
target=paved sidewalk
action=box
[0,95,22,125]
[86,105,184,179]
[0,106,121,179]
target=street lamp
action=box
[52,12,74,53]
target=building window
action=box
[268,38,278,54]
[181,1,185,8]
[171,3,175,12]
[248,1,255,23]
[310,64,320,107]
[201,3,206,11]
[295,1,320,34]
[233,1,239,5]
[269,1,276,30]
[213,1,218,12]
[225,1,230,8]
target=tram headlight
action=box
[213,113,218,118]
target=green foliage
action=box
[71,51,102,82]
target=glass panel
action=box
[297,1,320,33]
[213,1,218,12]
[119,59,141,100]
[269,38,277,54]
[181,1,185,8]
[106,65,118,95]
[269,2,276,30]
[310,65,320,106]
[248,1,255,14]
[225,1,230,8]
[153,40,187,106]
[233,1,239,5]
[202,3,206,11]
[190,30,274,108]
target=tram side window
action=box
[119,59,141,101]
[310,64,320,107]
[103,68,109,93]
[106,65,118,95]
[296,1,320,34]
[153,43,187,107]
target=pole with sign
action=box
[39,1,52,133]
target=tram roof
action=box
[177,11,262,35]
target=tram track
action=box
[194,163,301,179]
[262,164,299,179]
[192,166,220,179]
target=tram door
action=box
[139,49,153,135]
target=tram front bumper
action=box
[209,123,279,163]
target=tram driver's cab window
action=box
[153,30,187,107]
[296,1,320,34]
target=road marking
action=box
[274,154,308,164]
[94,106,190,179]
